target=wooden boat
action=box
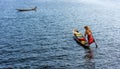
[73,29,90,49]
[16,6,37,12]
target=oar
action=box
[92,35,98,48]
[94,40,98,48]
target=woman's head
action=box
[84,26,90,30]
[74,29,79,32]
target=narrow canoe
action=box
[73,29,90,49]
[73,36,90,49]
[16,6,37,12]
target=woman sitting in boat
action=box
[73,29,87,44]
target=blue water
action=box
[0,0,120,69]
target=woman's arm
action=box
[84,31,87,37]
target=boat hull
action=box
[16,7,37,12]
[73,36,90,49]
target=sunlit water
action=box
[0,0,120,69]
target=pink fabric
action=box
[88,34,94,45]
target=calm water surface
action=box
[0,0,120,69]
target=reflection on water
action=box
[84,61,95,69]
[84,48,95,69]
[84,49,93,61]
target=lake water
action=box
[0,0,120,69]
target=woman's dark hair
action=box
[76,30,79,32]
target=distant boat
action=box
[16,6,37,12]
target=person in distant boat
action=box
[84,26,94,45]
[73,29,86,44]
